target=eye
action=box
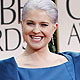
[26,22,34,25]
[41,24,48,27]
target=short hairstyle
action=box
[22,0,58,24]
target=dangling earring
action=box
[51,36,54,45]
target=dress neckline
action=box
[13,52,72,70]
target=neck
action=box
[23,45,51,59]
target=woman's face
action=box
[21,9,57,50]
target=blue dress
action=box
[0,52,80,80]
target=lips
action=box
[30,35,43,42]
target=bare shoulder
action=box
[50,52,68,65]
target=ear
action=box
[54,23,58,29]
[52,23,58,33]
[20,20,24,28]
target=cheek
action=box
[22,27,28,40]
[43,28,53,37]
[22,26,32,35]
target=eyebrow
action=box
[26,20,34,22]
[26,19,49,24]
[40,22,49,24]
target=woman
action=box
[0,0,80,80]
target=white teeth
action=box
[32,36,41,39]
[31,36,42,41]
[33,38,41,41]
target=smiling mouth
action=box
[30,35,43,42]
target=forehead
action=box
[24,9,52,23]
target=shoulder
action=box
[58,51,80,64]
[0,57,18,80]
[59,51,80,58]
[0,57,15,63]
[0,57,16,67]
[59,51,80,80]
[0,57,17,71]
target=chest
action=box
[18,63,75,80]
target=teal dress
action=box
[0,52,80,80]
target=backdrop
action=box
[0,0,80,60]
[0,0,28,59]
[57,0,80,52]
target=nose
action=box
[32,25,40,33]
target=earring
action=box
[51,36,54,45]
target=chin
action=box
[30,45,43,50]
